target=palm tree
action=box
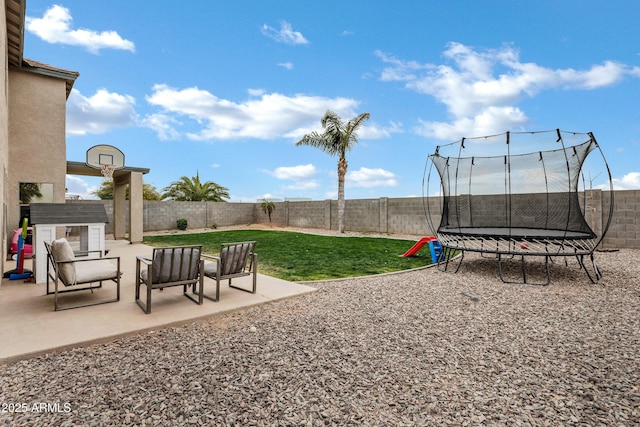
[161,172,230,201]
[261,199,276,224]
[19,183,43,204]
[92,180,162,200]
[296,110,370,233]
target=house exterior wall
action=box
[0,1,8,263]
[7,70,67,236]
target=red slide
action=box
[402,236,436,257]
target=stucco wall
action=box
[7,70,67,235]
[0,0,8,262]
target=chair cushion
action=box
[51,238,76,285]
[203,260,218,278]
[75,259,118,283]
[151,247,201,283]
[220,243,251,275]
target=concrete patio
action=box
[0,239,317,363]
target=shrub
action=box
[176,218,188,230]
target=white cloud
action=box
[65,175,100,200]
[140,113,181,141]
[272,164,316,180]
[612,172,640,190]
[553,61,633,89]
[414,106,528,140]
[66,89,137,135]
[26,5,135,53]
[284,181,321,191]
[247,88,265,97]
[261,21,309,45]
[378,43,640,140]
[145,84,360,141]
[346,167,399,188]
[278,62,294,70]
[68,84,372,142]
[360,121,403,139]
[265,164,321,192]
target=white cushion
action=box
[52,238,76,285]
[74,259,118,283]
[51,239,118,285]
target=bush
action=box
[176,219,188,230]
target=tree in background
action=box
[19,183,43,204]
[261,199,276,224]
[92,180,161,200]
[296,110,370,233]
[161,172,230,201]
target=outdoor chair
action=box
[44,239,121,311]
[201,241,257,302]
[135,245,204,314]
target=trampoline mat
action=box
[438,227,596,241]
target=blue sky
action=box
[23,1,640,201]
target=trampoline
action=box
[425,129,613,285]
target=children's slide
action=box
[402,236,443,263]
[402,236,437,257]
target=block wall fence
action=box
[66,189,640,249]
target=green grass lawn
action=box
[143,230,433,281]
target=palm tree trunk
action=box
[337,157,348,233]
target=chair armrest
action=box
[136,256,152,266]
[73,249,105,257]
[59,255,120,264]
[201,254,221,262]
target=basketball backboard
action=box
[86,145,125,179]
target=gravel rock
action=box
[1,231,638,426]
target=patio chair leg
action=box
[202,278,220,302]
[146,284,152,314]
[54,278,60,311]
[183,276,204,305]
[228,268,258,294]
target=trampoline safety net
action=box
[426,129,613,257]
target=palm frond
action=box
[161,173,229,201]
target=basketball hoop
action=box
[100,164,116,180]
[86,145,125,179]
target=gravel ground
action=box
[1,228,639,426]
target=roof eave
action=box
[21,59,80,99]
[5,0,25,68]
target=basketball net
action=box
[100,164,116,180]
